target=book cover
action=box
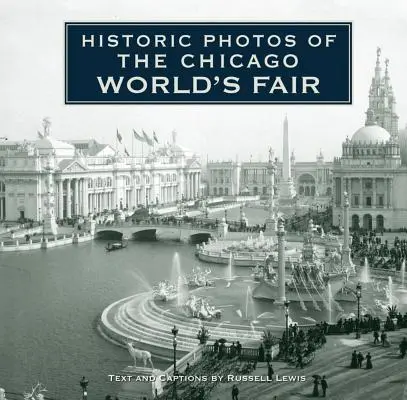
[0,1,406,399]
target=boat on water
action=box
[105,239,128,252]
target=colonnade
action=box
[341,176,393,208]
[184,172,200,200]
[54,172,201,219]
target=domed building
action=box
[333,48,407,231]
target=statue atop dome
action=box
[42,117,51,138]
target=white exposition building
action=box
[333,48,407,231]
[0,122,201,222]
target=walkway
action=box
[212,330,407,399]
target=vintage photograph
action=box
[1,1,407,399]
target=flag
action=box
[37,131,44,139]
[142,130,154,146]
[133,129,146,142]
[153,131,159,144]
[116,129,123,143]
[124,147,130,156]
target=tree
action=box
[387,305,398,318]
[262,329,279,349]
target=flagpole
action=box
[132,129,134,161]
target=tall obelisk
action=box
[279,115,296,202]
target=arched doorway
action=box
[298,173,316,197]
[376,215,384,231]
[363,214,372,231]
[352,215,359,230]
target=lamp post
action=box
[171,325,178,399]
[224,208,227,222]
[79,376,89,400]
[42,219,45,241]
[356,282,362,339]
[284,300,290,360]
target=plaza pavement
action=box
[212,330,407,400]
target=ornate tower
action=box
[367,47,399,138]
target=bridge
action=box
[95,220,224,242]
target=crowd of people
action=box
[351,230,407,269]
[279,323,327,368]
[334,315,382,334]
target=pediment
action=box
[60,160,87,173]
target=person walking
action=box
[232,384,239,400]
[366,352,373,369]
[312,376,319,397]
[268,362,274,380]
[381,331,387,347]
[321,376,328,397]
[373,330,379,345]
[357,352,364,368]
[350,350,358,368]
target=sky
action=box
[1,0,407,162]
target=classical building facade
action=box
[207,138,333,200]
[0,123,201,222]
[333,48,407,230]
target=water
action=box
[401,260,406,289]
[0,241,201,399]
[360,257,371,283]
[0,206,404,399]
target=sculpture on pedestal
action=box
[127,342,154,369]
[265,147,277,234]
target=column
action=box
[197,173,201,198]
[359,177,363,208]
[194,173,198,198]
[348,178,352,207]
[58,180,64,219]
[372,178,376,208]
[277,218,286,303]
[66,179,72,218]
[83,179,88,216]
[186,178,189,200]
[0,197,2,220]
[74,179,79,216]
[342,191,353,272]
[389,178,393,208]
[384,178,388,208]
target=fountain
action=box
[245,286,255,320]
[252,220,348,305]
[169,252,189,307]
[387,276,394,307]
[360,257,371,283]
[226,252,233,287]
[401,260,406,289]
